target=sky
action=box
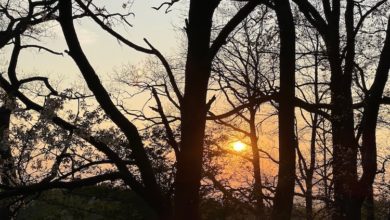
[12,0,186,86]
[4,0,388,157]
[3,0,389,194]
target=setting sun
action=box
[232,141,246,152]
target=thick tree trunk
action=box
[271,0,296,219]
[173,1,219,219]
[364,186,375,220]
[330,55,360,220]
[329,64,360,219]
[323,1,361,218]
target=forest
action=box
[0,0,389,219]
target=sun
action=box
[232,141,246,152]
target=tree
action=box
[1,0,388,219]
[271,0,296,218]
[210,7,279,217]
[1,0,266,219]
[292,0,390,218]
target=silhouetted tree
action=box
[292,0,390,218]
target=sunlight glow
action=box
[232,141,246,152]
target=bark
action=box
[364,186,375,220]
[271,0,296,219]
[173,1,219,219]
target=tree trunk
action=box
[305,39,320,220]
[329,50,360,220]
[271,0,296,219]
[173,1,219,219]
[330,9,390,220]
[360,16,390,220]
[0,105,13,185]
[292,1,388,218]
[364,186,375,220]
[323,1,361,218]
[305,114,317,220]
[0,105,13,220]
[58,1,172,218]
[249,109,265,219]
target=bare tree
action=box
[210,7,278,217]
[292,0,390,218]
[270,0,296,218]
[0,0,268,219]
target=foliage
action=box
[16,186,158,220]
